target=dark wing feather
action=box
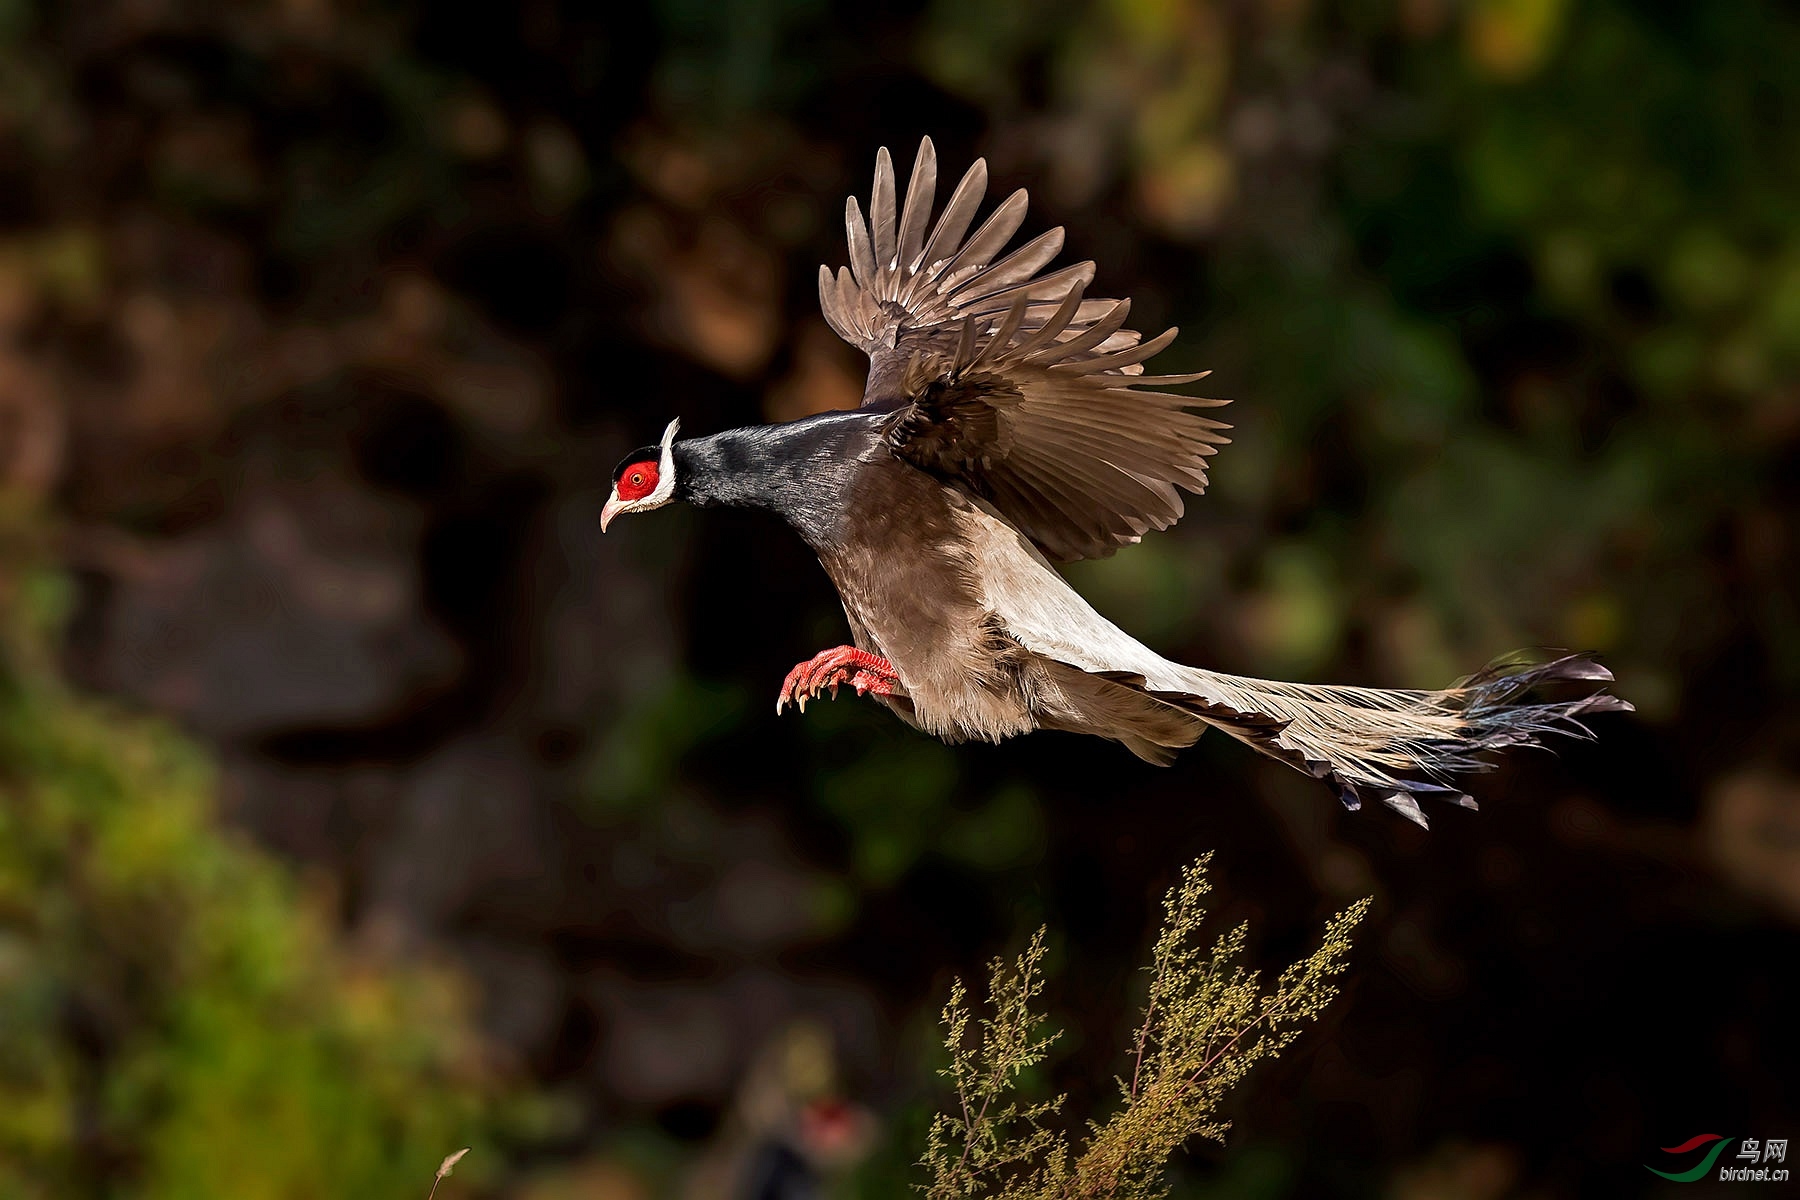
[818,137,1230,561]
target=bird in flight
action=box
[601,138,1629,826]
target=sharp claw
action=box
[778,649,899,715]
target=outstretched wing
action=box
[818,137,1231,562]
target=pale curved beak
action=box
[600,491,625,532]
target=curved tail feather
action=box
[1160,652,1632,826]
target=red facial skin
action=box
[616,460,659,501]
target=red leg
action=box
[776,646,899,713]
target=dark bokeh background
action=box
[2,1,1797,1197]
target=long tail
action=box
[1160,652,1632,826]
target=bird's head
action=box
[600,417,680,532]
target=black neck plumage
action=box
[671,410,883,545]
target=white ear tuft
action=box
[646,417,680,507]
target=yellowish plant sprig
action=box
[427,1149,469,1200]
[1075,859,1368,1198]
[922,928,1070,1200]
[919,856,1370,1200]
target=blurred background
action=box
[1,0,1797,1196]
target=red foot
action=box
[776,646,899,714]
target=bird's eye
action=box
[630,473,644,486]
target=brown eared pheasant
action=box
[600,138,1630,826]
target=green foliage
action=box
[581,674,748,820]
[920,857,1368,1200]
[813,735,1047,887]
[0,580,503,1200]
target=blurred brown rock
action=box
[1705,768,1800,923]
[76,473,459,738]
